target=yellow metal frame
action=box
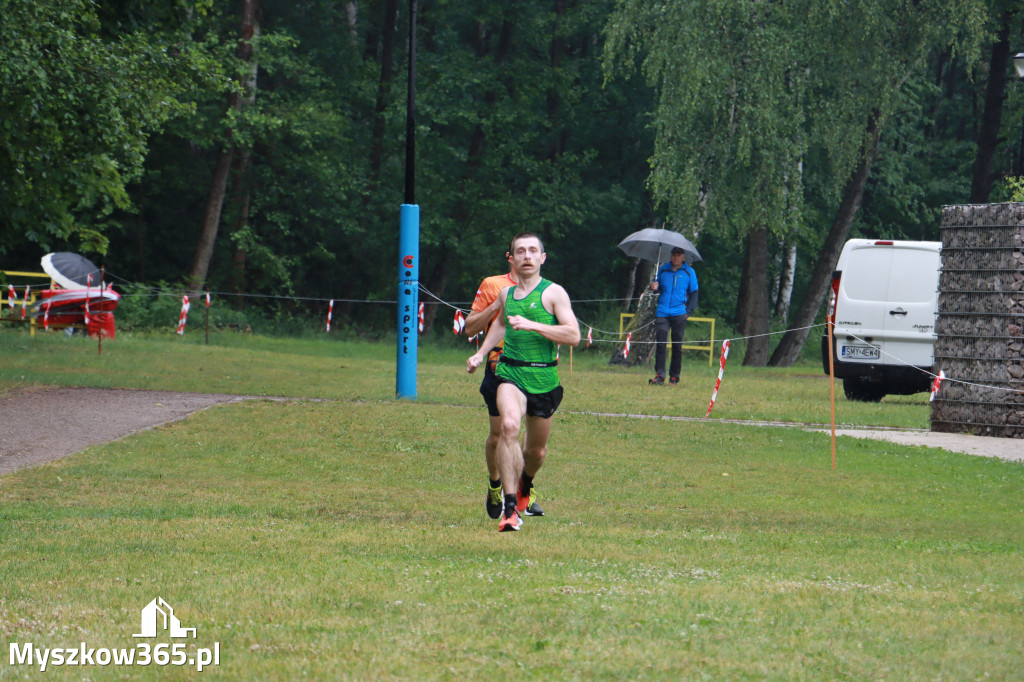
[619,313,716,366]
[2,270,54,336]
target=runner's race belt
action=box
[486,346,502,372]
[498,354,558,368]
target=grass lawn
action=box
[1,331,1021,679]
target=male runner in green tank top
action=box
[467,232,580,532]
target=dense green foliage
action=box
[1,0,1022,340]
[0,0,217,253]
[606,0,986,237]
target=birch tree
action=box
[605,0,986,366]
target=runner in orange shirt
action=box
[464,256,528,520]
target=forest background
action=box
[2,0,1023,367]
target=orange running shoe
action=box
[516,481,545,516]
[498,509,522,532]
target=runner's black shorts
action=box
[485,375,563,419]
[479,364,502,417]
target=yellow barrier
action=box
[2,270,54,337]
[619,313,716,366]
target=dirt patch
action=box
[0,387,267,475]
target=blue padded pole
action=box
[396,204,419,399]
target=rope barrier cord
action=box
[102,273,396,304]
[420,278,1022,398]
[18,268,1021,398]
[418,284,465,313]
[842,330,1023,395]
[576,317,657,336]
[574,321,825,347]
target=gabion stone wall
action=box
[931,203,1024,438]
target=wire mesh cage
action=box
[932,203,1024,438]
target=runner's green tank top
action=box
[496,279,559,394]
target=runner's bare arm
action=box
[464,297,501,338]
[467,288,509,373]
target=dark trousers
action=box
[654,314,687,378]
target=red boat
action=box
[33,286,121,338]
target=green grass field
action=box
[1,331,1021,680]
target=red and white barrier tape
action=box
[7,285,16,314]
[586,326,593,348]
[929,370,945,402]
[624,332,631,359]
[453,310,465,335]
[704,339,731,418]
[176,295,190,335]
[83,274,92,326]
[418,303,424,333]
[326,299,334,332]
[22,285,28,319]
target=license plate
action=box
[841,344,880,360]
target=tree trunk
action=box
[190,148,235,290]
[345,2,359,44]
[774,242,797,322]
[133,184,146,281]
[187,0,261,291]
[734,237,752,335]
[738,224,770,366]
[609,288,659,366]
[621,257,640,311]
[365,0,399,196]
[768,112,882,367]
[229,146,253,308]
[547,0,567,159]
[969,11,1012,200]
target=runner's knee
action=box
[524,443,546,464]
[500,415,521,442]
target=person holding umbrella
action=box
[649,246,699,385]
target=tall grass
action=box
[1,330,1020,680]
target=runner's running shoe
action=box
[516,482,545,516]
[499,509,522,532]
[486,483,503,519]
[669,376,679,385]
[649,374,665,385]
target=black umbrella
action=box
[41,252,102,289]
[617,228,702,266]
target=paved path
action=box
[1,388,1020,475]
[579,410,1023,463]
[820,428,1023,463]
[0,387,259,474]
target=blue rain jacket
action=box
[654,262,698,316]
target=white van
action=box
[821,239,941,401]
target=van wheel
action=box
[843,378,885,402]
